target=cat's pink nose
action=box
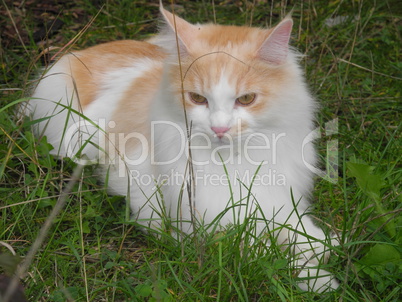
[211,126,230,138]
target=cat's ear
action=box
[159,6,197,56]
[257,17,293,65]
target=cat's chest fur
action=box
[143,102,313,224]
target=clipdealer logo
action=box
[64,118,338,183]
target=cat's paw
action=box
[296,266,339,293]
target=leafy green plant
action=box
[134,280,173,302]
[347,161,401,295]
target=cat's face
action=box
[168,51,287,145]
[157,8,294,146]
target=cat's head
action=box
[155,6,313,146]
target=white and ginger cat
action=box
[26,5,339,292]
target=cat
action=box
[26,4,339,293]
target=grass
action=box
[1,0,401,301]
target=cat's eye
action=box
[189,92,208,104]
[236,93,256,106]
